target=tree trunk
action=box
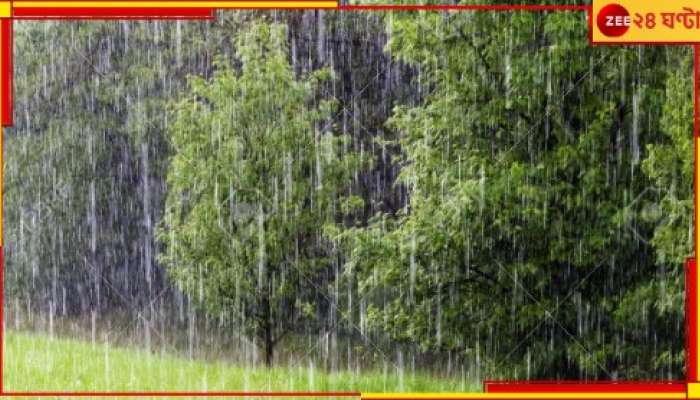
[260,294,274,367]
[264,333,274,367]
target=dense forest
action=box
[3,5,693,383]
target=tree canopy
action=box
[159,22,359,365]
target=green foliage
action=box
[342,9,684,379]
[7,11,692,381]
[643,59,694,266]
[638,51,694,380]
[159,21,358,365]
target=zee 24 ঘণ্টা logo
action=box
[594,2,700,42]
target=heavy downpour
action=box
[2,4,690,392]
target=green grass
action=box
[4,331,478,394]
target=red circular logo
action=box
[597,3,631,37]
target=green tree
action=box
[640,51,694,375]
[342,7,682,379]
[159,21,357,366]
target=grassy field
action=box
[4,331,478,394]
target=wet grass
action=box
[4,331,478,394]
